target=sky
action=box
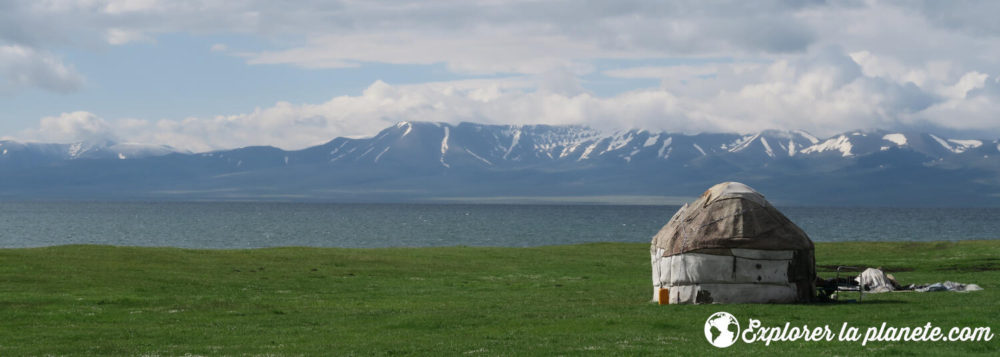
[1,0,999,152]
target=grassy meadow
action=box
[0,241,998,355]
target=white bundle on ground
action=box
[855,267,984,293]
[855,268,896,293]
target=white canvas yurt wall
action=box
[651,182,815,304]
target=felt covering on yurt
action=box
[650,182,816,304]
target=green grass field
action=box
[1,241,998,355]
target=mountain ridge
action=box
[2,121,999,206]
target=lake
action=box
[0,202,997,248]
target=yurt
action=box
[651,182,815,304]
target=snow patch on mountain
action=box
[68,143,85,158]
[760,137,775,158]
[578,141,601,161]
[358,147,375,159]
[929,134,982,154]
[692,143,707,156]
[644,134,659,147]
[882,133,907,146]
[559,144,579,158]
[109,143,177,158]
[947,139,982,153]
[374,147,390,163]
[801,135,853,157]
[793,130,820,144]
[330,141,348,155]
[928,134,951,152]
[724,133,760,153]
[401,122,413,137]
[604,131,632,154]
[510,126,603,161]
[658,137,673,159]
[502,127,520,160]
[624,148,641,163]
[465,149,493,165]
[440,126,450,168]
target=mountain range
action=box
[2,121,999,206]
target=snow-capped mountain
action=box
[0,140,177,162]
[274,122,997,174]
[1,122,998,206]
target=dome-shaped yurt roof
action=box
[651,182,813,257]
[650,182,816,304]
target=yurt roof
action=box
[651,182,813,257]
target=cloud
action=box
[209,43,228,52]
[600,46,1000,134]
[2,1,998,80]
[0,1,886,74]
[0,45,85,93]
[21,111,117,143]
[101,0,164,15]
[18,49,1000,152]
[105,28,153,45]
[242,31,599,74]
[904,0,1000,37]
[4,1,1000,144]
[2,1,997,71]
[235,1,821,74]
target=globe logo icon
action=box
[704,312,740,348]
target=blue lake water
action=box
[0,202,997,249]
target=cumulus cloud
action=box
[18,49,1000,152]
[4,1,1000,144]
[601,48,996,135]
[21,111,117,143]
[0,45,85,93]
